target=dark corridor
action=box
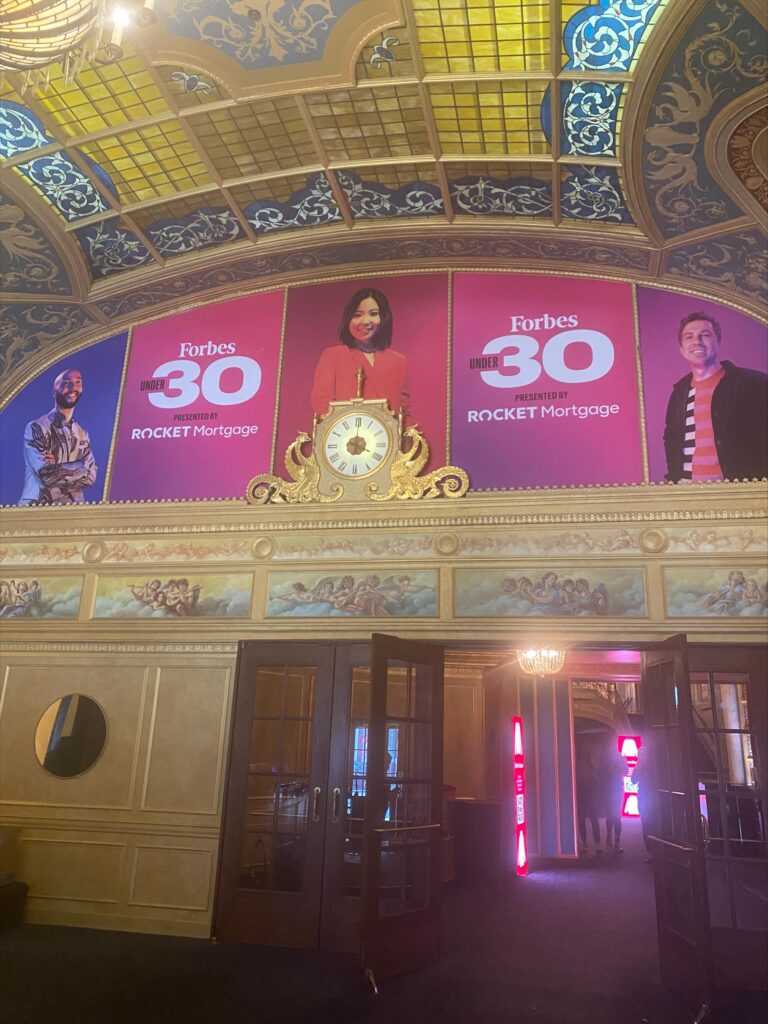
[2,818,765,1024]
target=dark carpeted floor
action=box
[1,819,766,1024]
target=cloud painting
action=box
[665,567,767,618]
[455,568,646,618]
[267,571,438,618]
[93,573,253,619]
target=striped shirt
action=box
[681,369,725,482]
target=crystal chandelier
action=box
[516,648,566,676]
[0,0,156,83]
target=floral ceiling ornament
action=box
[169,69,215,93]
[174,0,345,67]
[369,34,399,68]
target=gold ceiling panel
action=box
[186,97,315,180]
[80,121,212,205]
[412,0,550,75]
[128,191,229,230]
[1,79,22,102]
[346,162,441,189]
[445,160,550,180]
[304,85,431,162]
[35,50,169,138]
[430,80,549,155]
[355,27,416,81]
[229,173,319,208]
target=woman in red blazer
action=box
[311,287,408,419]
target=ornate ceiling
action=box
[1,0,766,394]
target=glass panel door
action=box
[644,635,714,1015]
[361,634,444,983]
[319,646,372,953]
[215,643,335,948]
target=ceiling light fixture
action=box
[516,648,566,677]
[0,0,157,86]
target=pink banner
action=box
[451,274,643,489]
[110,291,283,500]
[275,275,448,471]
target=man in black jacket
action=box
[663,312,768,482]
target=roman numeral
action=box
[372,452,382,462]
[355,417,361,427]
[330,453,339,463]
[338,461,347,471]
[342,420,350,430]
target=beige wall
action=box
[1,483,765,935]
[0,649,234,936]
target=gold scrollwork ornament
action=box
[246,432,341,505]
[366,426,469,501]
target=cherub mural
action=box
[0,578,40,617]
[128,578,202,616]
[701,571,767,615]
[499,573,609,617]
[0,577,81,619]
[665,566,768,618]
[457,567,645,618]
[268,571,437,618]
[94,574,252,619]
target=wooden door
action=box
[687,645,768,992]
[214,642,335,947]
[644,635,714,1016]
[318,644,372,952]
[360,633,444,984]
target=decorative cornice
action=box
[1,641,239,654]
[2,506,765,539]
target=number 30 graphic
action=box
[147,356,262,408]
[480,330,614,388]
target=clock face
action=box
[322,412,393,477]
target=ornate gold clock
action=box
[315,398,398,498]
[245,390,469,505]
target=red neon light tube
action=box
[512,716,527,877]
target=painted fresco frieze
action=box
[643,0,767,237]
[93,573,253,618]
[0,576,82,619]
[664,566,768,617]
[455,567,647,618]
[267,570,437,617]
[0,304,96,378]
[93,236,651,321]
[666,228,767,303]
[0,197,72,296]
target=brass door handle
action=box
[332,787,341,823]
[312,786,322,822]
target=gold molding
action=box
[82,541,106,564]
[638,528,669,554]
[1,642,240,653]
[2,503,766,538]
[252,537,276,559]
